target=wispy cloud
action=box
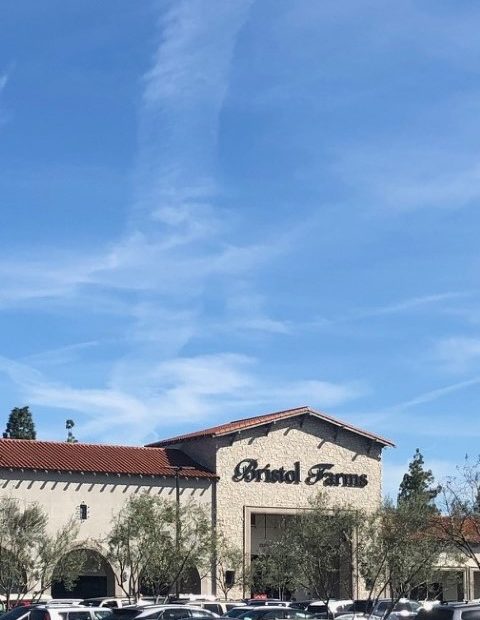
[0,353,365,444]
[433,336,480,373]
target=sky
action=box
[1,0,480,497]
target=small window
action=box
[79,503,89,520]
[251,513,257,527]
[462,612,480,620]
[225,570,236,587]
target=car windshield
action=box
[226,610,250,618]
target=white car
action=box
[116,605,220,620]
[308,600,354,618]
[29,605,113,620]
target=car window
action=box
[264,612,285,619]
[3,608,33,620]
[424,609,454,620]
[191,612,209,618]
[104,603,118,609]
[94,613,114,619]
[461,612,480,620]
[202,605,220,615]
[162,611,191,620]
[68,612,93,620]
[141,613,163,620]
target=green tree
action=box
[106,494,213,601]
[358,496,446,617]
[3,406,37,439]
[252,530,298,601]
[291,494,360,605]
[213,536,250,600]
[398,448,440,511]
[0,497,84,606]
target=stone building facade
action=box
[0,406,394,600]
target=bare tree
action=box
[437,456,480,571]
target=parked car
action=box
[336,600,375,619]
[110,605,219,620]
[29,606,113,620]
[371,600,421,620]
[307,601,354,619]
[237,607,314,620]
[223,609,252,619]
[0,605,40,620]
[81,600,132,610]
[416,602,480,620]
[191,602,245,616]
[245,603,289,609]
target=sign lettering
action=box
[232,459,368,488]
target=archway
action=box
[180,567,201,595]
[52,549,115,599]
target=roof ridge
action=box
[147,406,395,448]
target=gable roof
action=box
[147,406,395,448]
[0,439,216,479]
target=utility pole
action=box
[174,466,182,598]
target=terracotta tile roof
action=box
[0,439,217,479]
[147,406,395,448]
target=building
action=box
[0,406,395,599]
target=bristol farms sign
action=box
[232,459,368,488]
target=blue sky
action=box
[1,0,480,496]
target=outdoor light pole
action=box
[174,466,182,598]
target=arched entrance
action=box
[52,549,115,599]
[180,567,201,595]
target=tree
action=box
[398,449,440,511]
[106,494,213,601]
[291,494,361,606]
[66,419,78,443]
[3,407,36,439]
[251,531,298,601]
[214,536,250,600]
[0,497,84,606]
[437,456,480,573]
[358,496,446,617]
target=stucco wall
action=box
[0,470,214,596]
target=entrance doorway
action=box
[52,550,115,599]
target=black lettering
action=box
[294,461,301,484]
[323,472,335,486]
[285,470,296,483]
[358,474,368,487]
[306,463,334,485]
[271,469,280,482]
[264,464,272,482]
[278,467,286,482]
[334,473,342,486]
[233,459,258,482]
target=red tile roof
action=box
[148,406,395,448]
[0,439,216,479]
